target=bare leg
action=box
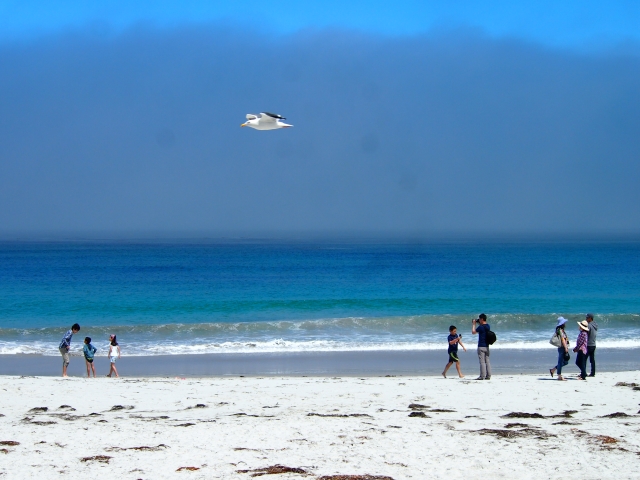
[442,362,453,378]
[62,364,67,377]
[455,362,464,378]
[85,361,91,378]
[90,363,96,377]
[112,364,119,378]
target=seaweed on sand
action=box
[80,455,112,463]
[236,465,307,476]
[307,413,372,418]
[408,412,430,418]
[318,476,395,480]
[105,444,168,452]
[502,412,545,419]
[475,428,555,440]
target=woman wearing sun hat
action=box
[550,317,570,381]
[573,320,590,380]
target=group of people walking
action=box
[443,312,598,381]
[59,314,597,380]
[59,323,122,378]
[550,313,598,381]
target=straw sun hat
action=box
[577,320,590,332]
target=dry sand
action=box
[1,372,639,479]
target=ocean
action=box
[1,241,639,357]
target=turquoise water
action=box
[0,241,639,355]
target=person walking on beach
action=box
[472,313,491,380]
[574,320,589,380]
[59,323,80,377]
[585,313,598,377]
[83,337,97,378]
[442,325,467,378]
[549,317,570,381]
[106,334,121,378]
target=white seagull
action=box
[241,112,293,130]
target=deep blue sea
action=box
[0,241,639,356]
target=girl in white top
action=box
[106,334,121,378]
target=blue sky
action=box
[1,1,639,237]
[1,0,639,48]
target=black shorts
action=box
[85,358,94,363]
[448,351,459,363]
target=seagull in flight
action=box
[241,112,293,130]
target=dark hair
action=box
[479,314,487,321]
[110,335,118,346]
[449,325,457,332]
[72,323,81,331]
[84,337,91,343]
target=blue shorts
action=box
[448,351,459,363]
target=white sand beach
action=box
[1,372,639,479]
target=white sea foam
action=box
[1,337,639,356]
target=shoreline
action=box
[1,347,638,377]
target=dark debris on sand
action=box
[549,410,578,418]
[476,428,556,440]
[0,441,20,446]
[237,465,307,477]
[318,476,395,480]
[58,405,76,411]
[22,417,56,426]
[80,455,112,463]
[307,413,372,418]
[407,404,429,410]
[408,412,430,418]
[504,423,530,429]
[106,444,168,452]
[29,407,48,413]
[601,412,632,418]
[110,405,134,411]
[572,429,621,449]
[176,466,200,471]
[502,412,545,419]
[130,414,170,421]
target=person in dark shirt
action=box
[472,313,491,380]
[585,313,598,377]
[442,325,467,378]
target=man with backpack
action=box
[472,313,494,380]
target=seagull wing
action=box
[246,114,258,120]
[261,112,285,121]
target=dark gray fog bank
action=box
[1,27,639,237]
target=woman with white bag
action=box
[549,317,570,381]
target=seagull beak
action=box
[240,123,246,127]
